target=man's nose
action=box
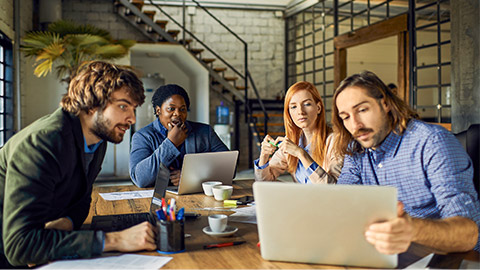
[351,114,363,132]
[127,109,136,125]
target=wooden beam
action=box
[334,14,408,50]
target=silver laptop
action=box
[253,182,398,268]
[167,150,239,195]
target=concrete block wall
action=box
[146,4,285,99]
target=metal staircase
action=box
[114,0,278,168]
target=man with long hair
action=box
[333,71,479,254]
[0,61,157,268]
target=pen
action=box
[268,141,279,147]
[203,241,246,249]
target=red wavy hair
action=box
[284,81,331,173]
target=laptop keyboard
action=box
[91,213,155,232]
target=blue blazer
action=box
[129,119,228,187]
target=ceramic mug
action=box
[212,185,233,201]
[202,181,223,196]
[208,214,228,232]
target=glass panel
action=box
[305,47,313,60]
[325,70,334,82]
[325,54,334,67]
[314,72,324,83]
[440,21,451,42]
[314,57,324,70]
[441,65,451,85]
[441,86,451,105]
[0,131,4,147]
[0,65,3,79]
[5,48,12,64]
[5,99,12,114]
[305,33,313,47]
[417,66,438,86]
[418,107,437,122]
[324,97,333,112]
[325,40,334,54]
[6,82,12,97]
[5,66,12,81]
[314,44,323,57]
[296,50,304,61]
[0,99,3,113]
[305,60,313,72]
[296,74,304,81]
[416,46,438,67]
[325,83,335,96]
[0,46,3,62]
[441,43,450,63]
[441,107,451,123]
[325,24,335,39]
[338,23,350,36]
[305,73,314,83]
[353,14,368,30]
[295,24,304,38]
[5,113,12,129]
[416,25,438,46]
[0,82,3,96]
[416,87,438,106]
[296,62,304,74]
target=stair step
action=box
[251,113,283,118]
[202,58,216,64]
[224,76,238,81]
[256,122,284,127]
[235,85,247,90]
[190,48,204,55]
[143,10,155,20]
[179,38,192,45]
[167,30,180,38]
[213,67,227,72]
[155,20,168,29]
[259,132,285,136]
[131,0,144,10]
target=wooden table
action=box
[86,180,479,269]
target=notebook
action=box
[253,182,398,268]
[166,150,239,195]
[90,171,168,232]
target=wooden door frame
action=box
[333,14,409,103]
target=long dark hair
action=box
[332,71,418,156]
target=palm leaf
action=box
[48,20,112,39]
[95,44,128,58]
[115,39,136,49]
[21,32,60,56]
[33,42,65,77]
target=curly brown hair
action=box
[332,71,418,156]
[61,61,145,115]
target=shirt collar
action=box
[370,129,402,158]
[83,136,103,154]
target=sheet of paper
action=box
[99,189,153,201]
[39,254,172,269]
[229,204,257,224]
[405,253,433,269]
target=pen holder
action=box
[157,219,185,254]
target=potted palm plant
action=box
[22,20,136,85]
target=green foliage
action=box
[21,20,136,84]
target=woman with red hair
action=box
[254,81,342,184]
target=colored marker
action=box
[268,141,279,147]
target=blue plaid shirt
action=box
[338,119,480,251]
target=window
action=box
[0,31,14,147]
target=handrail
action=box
[247,71,269,136]
[147,0,245,79]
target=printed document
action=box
[99,189,153,201]
[39,254,172,269]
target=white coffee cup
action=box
[202,181,222,196]
[212,185,233,201]
[208,214,228,232]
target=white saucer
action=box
[202,226,238,237]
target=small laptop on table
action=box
[90,172,168,232]
[253,182,398,268]
[166,150,239,195]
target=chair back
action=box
[455,124,480,198]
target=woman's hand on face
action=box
[277,137,304,158]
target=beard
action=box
[90,111,127,144]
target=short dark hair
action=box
[61,61,145,115]
[151,84,190,116]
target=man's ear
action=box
[381,98,390,113]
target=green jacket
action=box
[0,108,106,266]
